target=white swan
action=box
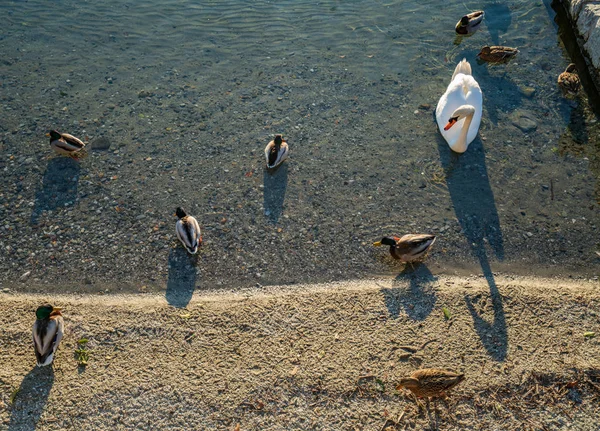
[435,59,482,153]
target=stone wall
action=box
[561,0,600,78]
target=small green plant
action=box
[442,306,451,320]
[75,338,90,366]
[9,388,20,405]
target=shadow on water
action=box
[30,157,80,225]
[473,65,523,126]
[166,247,197,308]
[483,2,511,46]
[263,163,288,224]
[380,264,436,321]
[9,366,54,431]
[437,136,507,361]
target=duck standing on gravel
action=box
[175,207,202,254]
[264,134,289,169]
[396,368,465,398]
[373,234,436,263]
[558,63,581,95]
[455,11,484,35]
[33,304,64,367]
[47,130,86,157]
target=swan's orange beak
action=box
[444,118,458,131]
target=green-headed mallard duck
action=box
[175,207,202,254]
[455,11,484,35]
[477,46,519,63]
[264,134,289,169]
[373,234,436,262]
[33,304,64,367]
[396,369,465,398]
[47,130,86,157]
[558,63,580,95]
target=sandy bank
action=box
[1,275,599,430]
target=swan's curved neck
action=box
[453,110,474,153]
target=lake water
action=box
[1,0,598,297]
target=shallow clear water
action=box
[0,0,598,295]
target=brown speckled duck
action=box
[558,63,581,95]
[455,11,484,35]
[477,46,519,63]
[373,234,436,262]
[396,369,465,398]
[47,130,86,157]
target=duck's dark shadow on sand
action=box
[381,264,437,321]
[166,247,197,308]
[437,136,507,361]
[9,366,54,431]
[263,163,288,224]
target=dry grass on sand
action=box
[1,274,599,430]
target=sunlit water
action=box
[0,0,598,295]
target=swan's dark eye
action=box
[448,116,459,122]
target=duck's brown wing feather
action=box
[60,133,85,149]
[394,234,435,255]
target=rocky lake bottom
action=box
[0,0,598,300]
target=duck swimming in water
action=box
[373,234,436,262]
[33,304,64,367]
[455,11,484,35]
[175,207,202,254]
[558,63,581,96]
[264,134,289,169]
[477,46,519,63]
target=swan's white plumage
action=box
[436,59,482,153]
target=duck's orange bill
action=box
[444,118,457,131]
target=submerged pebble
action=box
[91,136,112,150]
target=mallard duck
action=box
[436,59,482,153]
[558,63,581,95]
[373,234,436,262]
[33,304,64,367]
[455,11,484,35]
[477,46,519,63]
[47,130,86,157]
[264,134,289,169]
[175,207,202,254]
[396,369,465,398]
